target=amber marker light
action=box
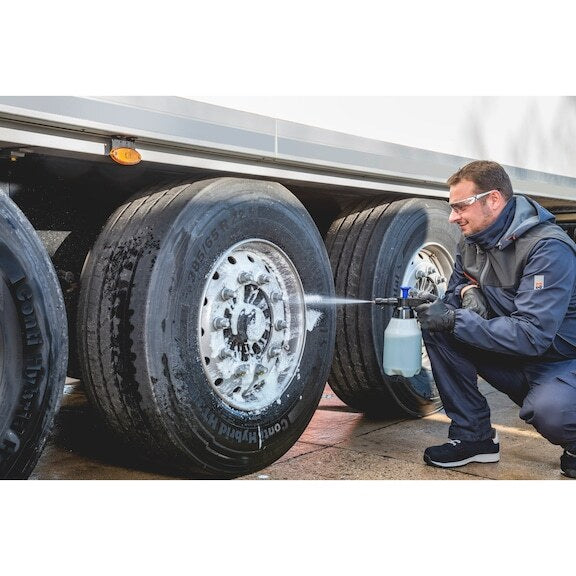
[109,146,142,165]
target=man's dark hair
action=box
[447,160,513,200]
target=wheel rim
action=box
[199,239,306,412]
[401,242,452,298]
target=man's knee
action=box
[520,381,576,445]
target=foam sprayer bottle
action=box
[381,286,422,377]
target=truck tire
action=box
[326,197,459,417]
[0,192,68,479]
[77,177,336,477]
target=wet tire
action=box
[326,197,459,417]
[0,192,68,479]
[77,177,336,477]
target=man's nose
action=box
[448,209,460,224]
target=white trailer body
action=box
[1,96,575,479]
[195,96,576,181]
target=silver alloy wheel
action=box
[199,239,306,412]
[401,242,452,299]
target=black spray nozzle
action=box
[373,297,427,308]
[374,286,427,309]
[372,298,399,306]
[373,297,399,306]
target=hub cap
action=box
[199,240,306,412]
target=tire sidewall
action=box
[0,193,67,478]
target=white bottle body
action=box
[383,317,422,377]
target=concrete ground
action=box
[30,378,570,480]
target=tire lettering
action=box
[203,409,219,431]
[16,284,33,301]
[214,418,289,445]
[7,280,46,442]
[11,353,44,435]
[15,281,43,346]
[188,222,227,283]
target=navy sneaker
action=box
[424,431,500,468]
[560,450,576,479]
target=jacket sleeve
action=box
[452,239,576,356]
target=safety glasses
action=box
[448,190,495,214]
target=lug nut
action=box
[221,287,235,300]
[219,348,233,359]
[255,363,267,376]
[275,319,287,330]
[257,274,271,285]
[270,291,283,303]
[268,346,281,358]
[415,270,426,279]
[234,364,249,377]
[238,272,254,284]
[213,317,231,330]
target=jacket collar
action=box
[465,197,516,250]
[465,195,556,251]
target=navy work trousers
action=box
[422,330,576,450]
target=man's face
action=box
[448,179,500,236]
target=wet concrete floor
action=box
[29,378,571,481]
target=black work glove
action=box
[414,291,455,332]
[461,285,490,319]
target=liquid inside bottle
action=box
[382,286,422,377]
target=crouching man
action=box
[415,160,576,478]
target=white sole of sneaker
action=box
[424,452,500,468]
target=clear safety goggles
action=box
[448,190,495,214]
